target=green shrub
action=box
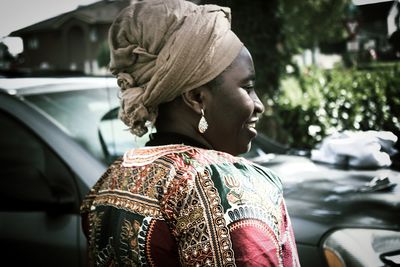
[263,64,400,149]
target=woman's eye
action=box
[243,85,254,92]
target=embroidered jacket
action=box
[80,145,300,266]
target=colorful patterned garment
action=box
[81,141,300,266]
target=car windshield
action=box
[22,85,149,164]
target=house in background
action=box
[10,0,131,75]
[352,0,400,60]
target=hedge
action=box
[260,64,400,150]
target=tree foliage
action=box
[281,0,351,55]
[275,64,400,149]
[201,0,353,94]
[202,0,283,95]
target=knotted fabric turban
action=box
[109,0,243,136]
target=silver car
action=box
[0,76,148,266]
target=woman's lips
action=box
[245,120,258,136]
[247,122,256,129]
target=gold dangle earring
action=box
[198,109,208,134]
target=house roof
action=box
[10,0,131,36]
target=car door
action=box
[0,94,86,266]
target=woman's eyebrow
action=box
[242,73,256,83]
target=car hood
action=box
[256,154,400,245]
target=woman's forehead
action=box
[222,48,255,81]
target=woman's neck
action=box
[146,132,210,149]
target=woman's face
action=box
[203,47,265,156]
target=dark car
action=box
[0,77,148,266]
[1,77,399,267]
[245,134,400,267]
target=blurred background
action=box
[1,0,399,151]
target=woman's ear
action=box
[181,86,209,114]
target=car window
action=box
[0,110,79,212]
[22,87,145,163]
[98,107,153,164]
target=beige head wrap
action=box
[109,0,243,136]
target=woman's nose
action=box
[253,92,265,114]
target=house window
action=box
[70,62,77,70]
[89,29,97,42]
[28,37,39,50]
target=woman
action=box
[81,0,300,266]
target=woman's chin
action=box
[227,141,252,156]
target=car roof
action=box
[0,76,119,96]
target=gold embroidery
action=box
[223,172,283,227]
[196,169,237,267]
[176,207,204,233]
[120,219,141,266]
[93,193,163,219]
[123,145,194,167]
[82,146,295,266]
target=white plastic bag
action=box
[311,130,398,168]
